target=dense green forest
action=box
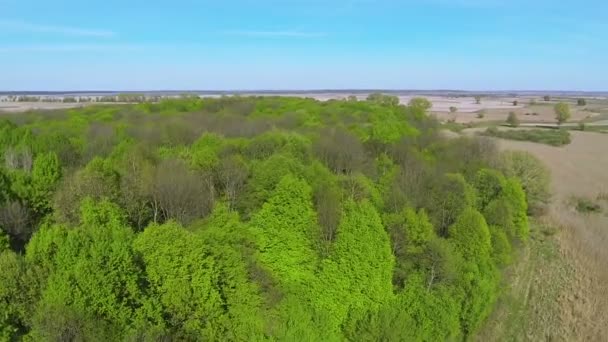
[0,95,545,341]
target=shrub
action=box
[506,112,519,127]
[574,197,602,214]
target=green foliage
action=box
[27,199,148,340]
[474,168,507,209]
[367,93,399,106]
[448,208,498,335]
[0,250,28,339]
[425,173,477,235]
[573,197,602,214]
[499,151,551,214]
[316,200,394,334]
[489,227,512,266]
[481,127,571,146]
[0,230,9,252]
[30,152,62,215]
[250,175,318,287]
[502,178,529,242]
[0,96,531,340]
[554,102,571,125]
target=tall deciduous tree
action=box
[250,175,318,287]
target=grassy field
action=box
[478,131,608,340]
[479,127,571,146]
[476,220,573,341]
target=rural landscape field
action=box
[2,0,607,340]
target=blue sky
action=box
[1,0,607,90]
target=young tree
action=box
[512,100,518,106]
[506,112,519,127]
[554,102,571,125]
[474,96,482,105]
[543,95,551,101]
[449,106,458,113]
[577,98,587,106]
[408,97,432,111]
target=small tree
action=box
[506,112,519,127]
[554,102,571,126]
[408,97,432,111]
[577,98,587,106]
[475,96,482,105]
[543,95,551,102]
[449,106,458,113]
[476,110,485,119]
[512,100,518,106]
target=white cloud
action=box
[223,30,327,38]
[0,19,115,37]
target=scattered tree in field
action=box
[543,95,551,101]
[409,97,432,111]
[476,110,485,119]
[367,93,399,106]
[475,96,482,104]
[506,112,519,127]
[554,102,571,125]
[513,100,518,106]
[449,106,458,113]
[577,98,587,106]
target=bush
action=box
[574,197,602,214]
[506,112,519,127]
[480,128,571,146]
[578,122,586,131]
